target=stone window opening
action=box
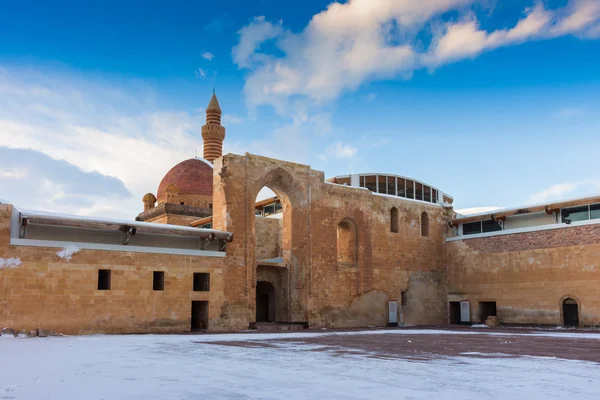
[478,301,497,323]
[153,271,165,291]
[98,269,111,290]
[421,212,429,237]
[337,218,358,266]
[390,207,399,233]
[193,273,210,291]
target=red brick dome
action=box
[157,158,213,200]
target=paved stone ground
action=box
[205,325,600,363]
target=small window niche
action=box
[421,212,429,237]
[390,207,399,233]
[98,269,111,290]
[193,273,210,292]
[153,271,165,291]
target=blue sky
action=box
[1,0,599,218]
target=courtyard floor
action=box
[1,326,600,399]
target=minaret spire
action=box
[201,91,226,163]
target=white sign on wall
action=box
[460,300,470,323]
[388,301,398,324]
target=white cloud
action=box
[455,206,503,216]
[202,52,214,61]
[527,181,600,204]
[195,68,207,78]
[232,16,283,68]
[233,0,600,110]
[365,93,377,102]
[0,66,204,218]
[319,142,357,161]
[424,5,552,67]
[222,114,244,125]
[0,168,28,179]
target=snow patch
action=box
[471,324,489,328]
[56,245,80,261]
[1,333,600,399]
[0,257,22,269]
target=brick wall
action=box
[446,225,600,326]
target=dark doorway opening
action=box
[478,301,497,323]
[256,281,276,322]
[563,298,579,327]
[191,301,208,331]
[449,302,461,324]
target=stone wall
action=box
[255,217,282,260]
[212,154,452,328]
[446,224,600,326]
[0,204,246,335]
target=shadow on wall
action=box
[310,290,388,328]
[403,271,446,325]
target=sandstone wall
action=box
[446,224,600,326]
[212,154,452,328]
[0,205,245,335]
[255,217,282,260]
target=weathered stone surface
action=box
[485,316,499,327]
[17,329,28,338]
[37,328,48,337]
[28,330,38,337]
[446,224,600,326]
[4,148,599,336]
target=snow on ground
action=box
[1,330,600,400]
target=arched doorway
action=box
[562,298,580,327]
[256,281,276,322]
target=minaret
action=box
[201,90,226,163]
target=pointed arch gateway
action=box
[250,163,310,325]
[213,155,313,327]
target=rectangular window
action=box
[386,176,396,195]
[400,291,407,306]
[415,182,423,201]
[462,221,482,235]
[397,178,406,197]
[482,220,502,233]
[432,190,438,204]
[264,204,276,216]
[378,175,387,194]
[98,269,111,290]
[562,205,589,223]
[406,180,415,199]
[590,204,600,220]
[364,175,377,192]
[153,271,165,291]
[274,202,283,214]
[424,186,431,203]
[193,273,210,292]
[360,175,366,188]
